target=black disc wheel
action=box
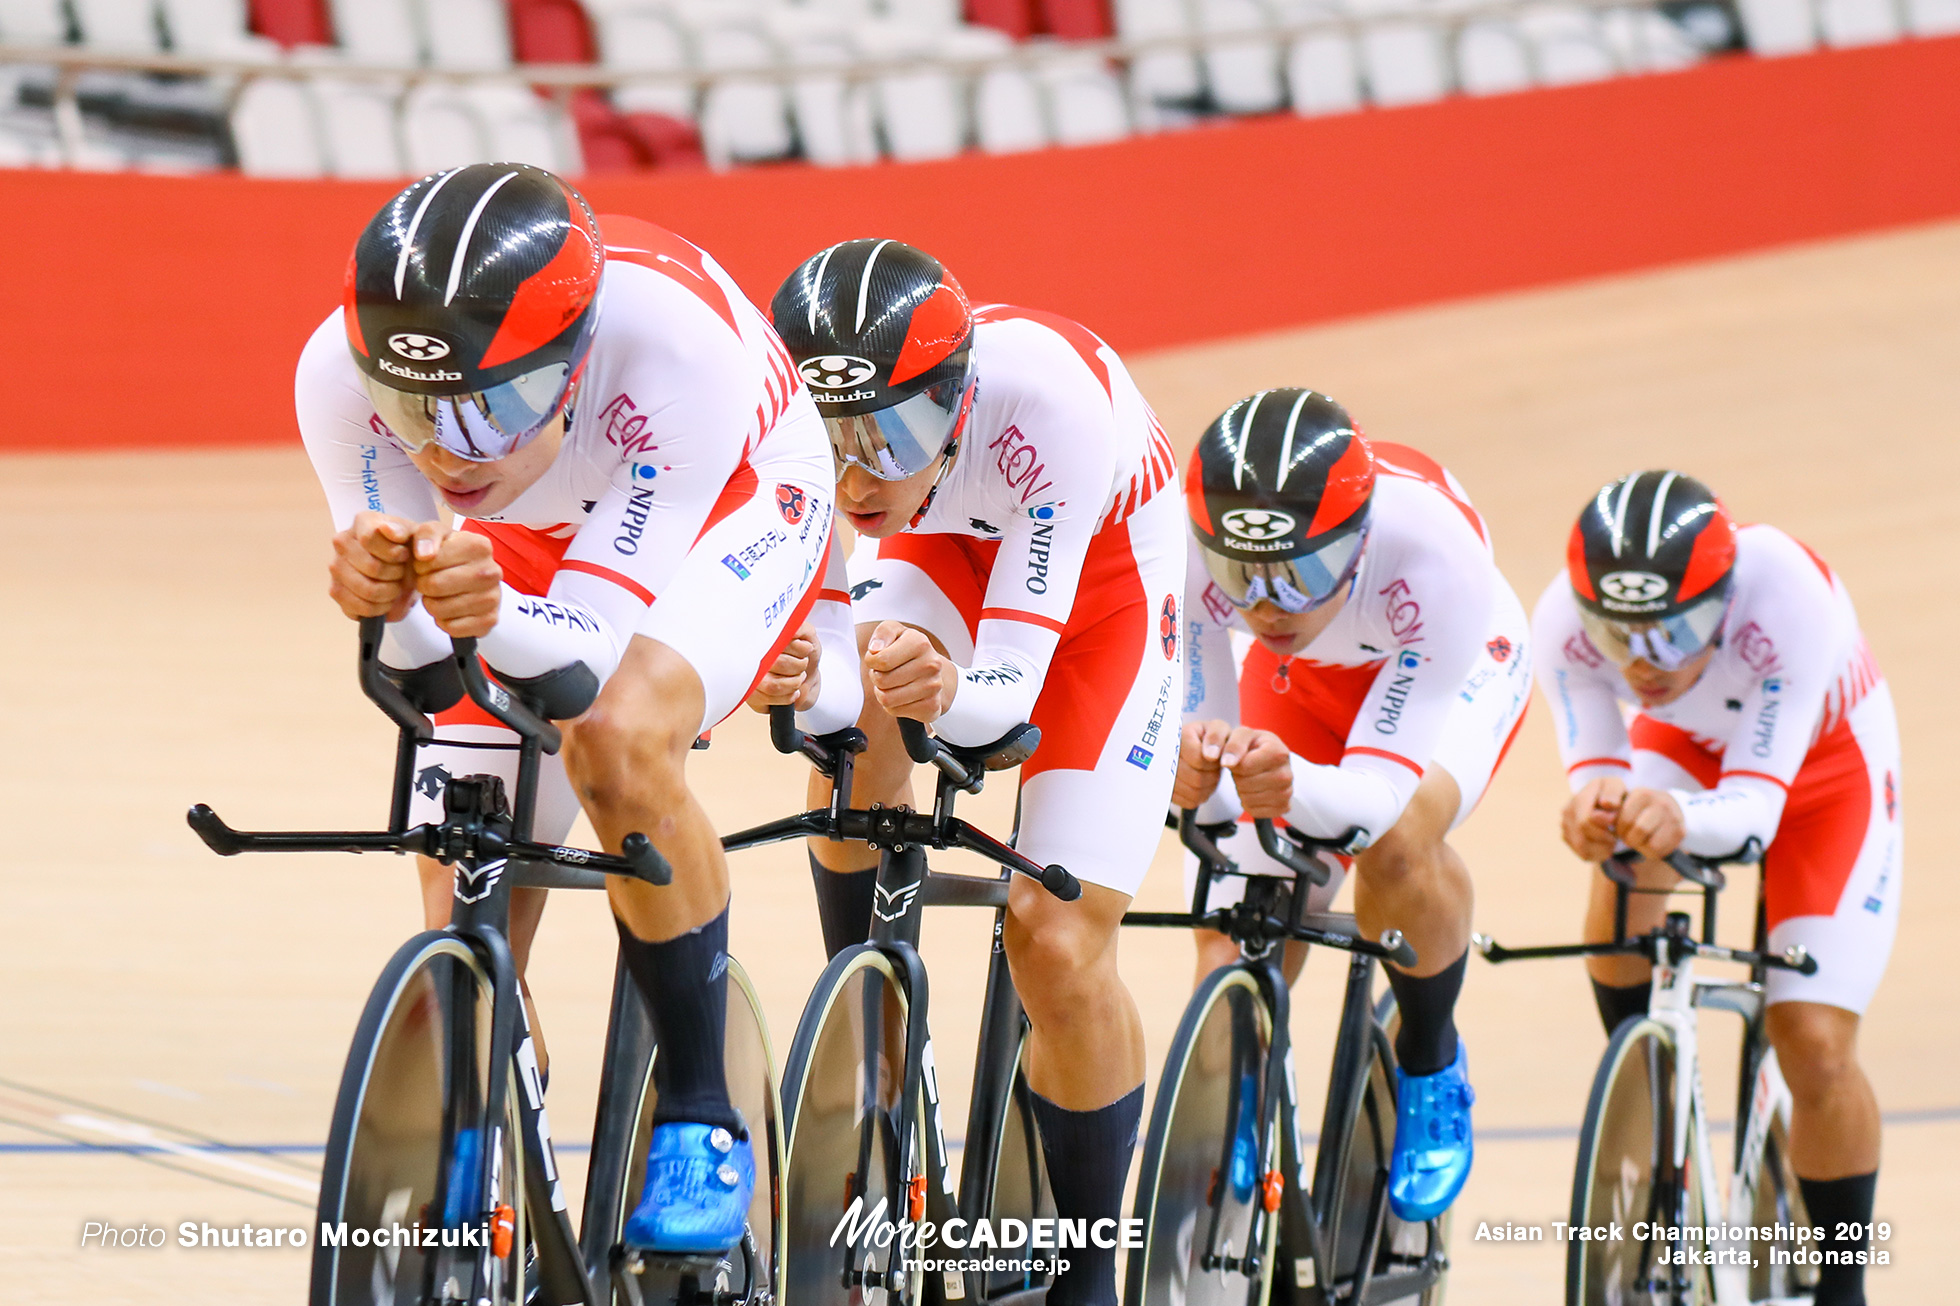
[611,957,786,1306]
[1567,1017,1707,1306]
[781,947,927,1306]
[1311,993,1446,1306]
[1127,966,1280,1306]
[312,931,526,1306]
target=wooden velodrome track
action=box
[3,218,1954,1304]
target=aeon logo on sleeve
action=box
[1220,508,1296,544]
[387,332,452,361]
[799,355,878,389]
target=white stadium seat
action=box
[72,0,163,52]
[854,19,964,162]
[1596,6,1702,72]
[945,24,1049,153]
[1733,0,1818,52]
[1906,0,1960,32]
[420,0,514,70]
[0,0,69,44]
[1354,4,1451,107]
[1036,45,1129,145]
[687,8,793,166]
[1199,0,1286,115]
[766,6,876,165]
[467,82,574,170]
[160,0,271,55]
[1520,4,1616,83]
[1113,0,1204,129]
[308,76,407,178]
[331,0,425,67]
[1454,17,1532,94]
[231,76,327,176]
[1284,1,1365,118]
[1816,0,1901,44]
[401,80,489,171]
[886,0,963,31]
[597,7,696,121]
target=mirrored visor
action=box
[823,375,971,481]
[1200,529,1366,615]
[1576,590,1729,670]
[364,361,572,463]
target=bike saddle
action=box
[940,722,1042,772]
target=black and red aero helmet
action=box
[346,163,603,462]
[771,238,976,481]
[1567,470,1737,669]
[1186,389,1376,613]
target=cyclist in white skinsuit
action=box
[302,164,851,1254]
[1175,390,1530,1225]
[1536,470,1898,1306]
[765,239,1185,1306]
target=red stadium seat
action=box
[968,0,1038,39]
[1039,0,1111,39]
[509,0,597,64]
[248,0,333,46]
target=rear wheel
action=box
[1741,1055,1816,1303]
[1568,1017,1706,1306]
[781,947,928,1306]
[312,931,526,1306]
[1127,966,1279,1306]
[1317,994,1445,1305]
[613,957,785,1306]
[972,1022,1053,1305]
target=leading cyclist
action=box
[298,164,846,1254]
[764,238,1185,1306]
[1534,471,1898,1306]
[1174,390,1531,1223]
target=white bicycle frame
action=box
[1644,945,1796,1306]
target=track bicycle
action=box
[1122,813,1450,1306]
[719,709,1083,1306]
[187,616,785,1306]
[1474,846,1820,1306]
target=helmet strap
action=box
[906,440,960,531]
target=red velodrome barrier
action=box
[7,35,1960,452]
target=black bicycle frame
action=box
[724,710,1083,1305]
[188,617,689,1306]
[1124,813,1440,1306]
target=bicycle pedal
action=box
[612,1245,744,1306]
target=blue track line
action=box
[7,1106,1959,1157]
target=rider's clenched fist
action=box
[328,511,417,622]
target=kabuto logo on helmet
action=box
[1221,508,1297,543]
[388,332,451,361]
[800,355,878,390]
[1598,570,1671,610]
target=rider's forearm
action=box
[932,619,1057,747]
[1286,753,1414,849]
[380,603,451,670]
[800,587,864,736]
[475,584,631,682]
[1674,775,1787,859]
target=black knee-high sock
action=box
[1798,1171,1878,1306]
[1031,1086,1144,1306]
[614,906,743,1131]
[1590,979,1650,1036]
[1385,949,1467,1076]
[810,851,876,960]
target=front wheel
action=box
[312,931,526,1306]
[781,946,928,1306]
[1567,1017,1707,1306]
[1127,965,1280,1306]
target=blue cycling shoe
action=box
[1228,1071,1260,1203]
[1387,1043,1475,1223]
[622,1123,755,1255]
